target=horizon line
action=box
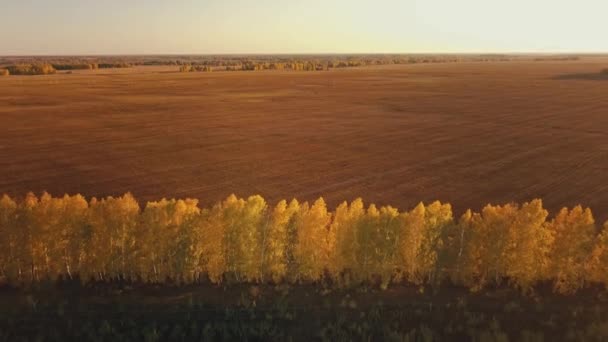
[2,51,608,58]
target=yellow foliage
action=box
[7,63,56,75]
[199,203,226,283]
[140,198,201,282]
[261,199,299,282]
[328,199,365,280]
[87,193,139,281]
[443,209,476,286]
[398,201,452,285]
[293,198,332,282]
[548,206,595,294]
[219,195,266,282]
[0,192,605,294]
[588,221,608,287]
[0,195,18,282]
[504,200,552,292]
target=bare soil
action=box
[1,60,608,220]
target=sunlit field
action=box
[3,56,608,340]
[1,58,608,221]
[4,0,608,337]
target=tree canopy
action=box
[0,192,606,294]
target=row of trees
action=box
[181,62,330,72]
[4,55,578,77]
[1,193,606,294]
[175,56,499,74]
[97,62,132,69]
[0,62,135,76]
[179,65,213,73]
[51,62,132,70]
[2,56,544,77]
[5,64,56,75]
[52,63,99,71]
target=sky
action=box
[1,0,607,55]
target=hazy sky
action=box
[2,0,607,55]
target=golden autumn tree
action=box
[221,195,266,282]
[61,195,90,280]
[86,197,106,280]
[440,209,474,287]
[0,195,18,283]
[326,201,344,279]
[241,195,267,282]
[293,198,332,282]
[51,194,89,280]
[353,204,380,283]
[0,191,605,294]
[397,201,452,285]
[141,199,174,282]
[397,203,425,284]
[421,201,453,285]
[326,200,401,287]
[283,199,302,282]
[140,198,200,282]
[328,199,365,281]
[29,193,89,281]
[17,192,40,282]
[547,206,596,294]
[87,193,139,280]
[140,200,169,282]
[172,199,203,282]
[587,221,608,288]
[504,199,552,292]
[78,197,100,282]
[353,204,401,287]
[260,199,299,283]
[463,200,552,292]
[214,195,245,282]
[373,206,401,289]
[31,193,59,279]
[467,203,518,290]
[198,202,226,283]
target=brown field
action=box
[1,59,608,220]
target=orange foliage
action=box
[0,193,604,294]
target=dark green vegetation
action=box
[1,283,608,341]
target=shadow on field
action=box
[553,70,608,81]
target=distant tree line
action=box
[97,62,132,69]
[1,63,133,75]
[533,56,580,62]
[0,62,136,76]
[1,193,607,294]
[5,64,56,75]
[52,63,99,71]
[52,62,132,70]
[179,65,213,73]
[180,57,456,73]
[1,55,584,76]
